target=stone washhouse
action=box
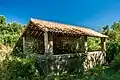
[13,18,108,74]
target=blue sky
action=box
[0,0,120,30]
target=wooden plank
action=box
[37,32,42,37]
[31,31,34,35]
[34,31,38,36]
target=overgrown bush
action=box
[0,56,41,80]
[110,54,120,71]
[0,15,24,47]
[106,42,120,63]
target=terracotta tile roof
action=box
[27,18,108,38]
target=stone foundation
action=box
[34,51,106,75]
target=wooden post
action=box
[101,38,106,51]
[76,42,79,50]
[44,31,49,55]
[100,37,106,64]
[81,36,88,53]
[44,32,53,55]
[48,33,53,55]
[44,32,53,74]
[23,37,26,54]
[44,31,49,75]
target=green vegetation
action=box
[88,37,101,51]
[0,16,24,47]
[0,15,120,79]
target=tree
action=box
[0,15,24,46]
[101,21,120,62]
[0,16,6,25]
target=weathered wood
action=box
[76,42,79,50]
[38,32,42,37]
[31,31,34,35]
[101,38,106,51]
[23,37,26,54]
[34,31,38,36]
[44,32,53,55]
[44,31,49,55]
[81,36,88,53]
[48,33,53,54]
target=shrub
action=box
[106,42,120,63]
[0,56,41,80]
[110,54,120,71]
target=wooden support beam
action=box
[23,37,26,54]
[34,31,38,36]
[101,38,106,51]
[31,31,34,35]
[44,31,49,55]
[48,33,53,54]
[81,36,88,53]
[38,32,42,37]
[76,42,79,50]
[44,32,54,55]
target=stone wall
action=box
[35,53,85,75]
[34,51,106,75]
[25,34,44,54]
[84,51,106,69]
[12,33,44,57]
